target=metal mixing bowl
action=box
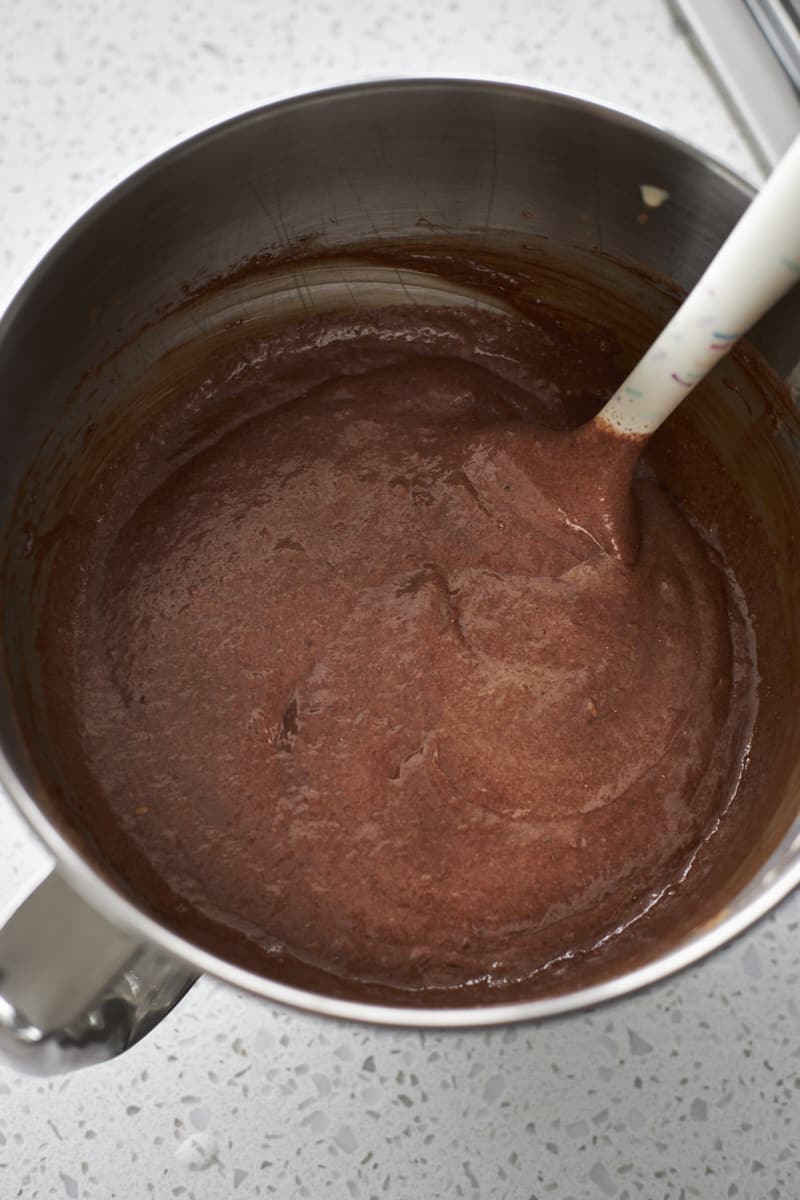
[1,79,799,1074]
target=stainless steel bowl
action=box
[1,78,799,1074]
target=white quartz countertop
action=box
[1,1,798,1196]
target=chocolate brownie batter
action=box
[38,303,758,997]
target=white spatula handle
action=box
[597,132,800,437]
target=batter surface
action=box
[39,304,757,996]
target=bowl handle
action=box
[0,867,196,1074]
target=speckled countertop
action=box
[1,1,798,1196]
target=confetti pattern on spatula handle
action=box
[597,131,800,438]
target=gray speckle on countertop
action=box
[0,1,797,1197]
